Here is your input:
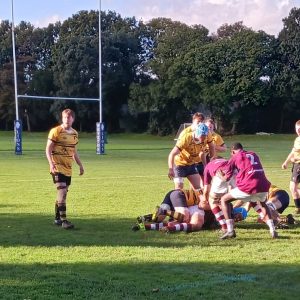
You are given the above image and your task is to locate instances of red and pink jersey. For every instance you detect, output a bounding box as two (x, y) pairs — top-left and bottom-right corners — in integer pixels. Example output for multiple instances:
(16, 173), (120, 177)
(203, 158), (228, 185)
(224, 150), (270, 194)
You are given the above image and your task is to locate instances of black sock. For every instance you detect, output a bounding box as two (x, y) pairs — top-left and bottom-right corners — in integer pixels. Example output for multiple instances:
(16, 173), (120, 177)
(294, 198), (300, 208)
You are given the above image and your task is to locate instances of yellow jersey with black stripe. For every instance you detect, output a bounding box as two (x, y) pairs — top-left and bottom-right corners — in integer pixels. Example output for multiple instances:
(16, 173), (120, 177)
(182, 189), (200, 206)
(175, 131), (212, 166)
(48, 125), (78, 176)
(293, 136), (300, 163)
(268, 185), (280, 199)
(205, 132), (224, 155)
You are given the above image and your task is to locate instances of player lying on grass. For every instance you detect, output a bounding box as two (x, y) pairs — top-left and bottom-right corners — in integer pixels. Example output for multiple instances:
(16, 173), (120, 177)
(233, 184), (297, 228)
(132, 188), (247, 233)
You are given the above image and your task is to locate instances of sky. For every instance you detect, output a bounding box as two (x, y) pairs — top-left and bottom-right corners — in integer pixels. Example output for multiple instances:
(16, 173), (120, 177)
(1, 0), (300, 35)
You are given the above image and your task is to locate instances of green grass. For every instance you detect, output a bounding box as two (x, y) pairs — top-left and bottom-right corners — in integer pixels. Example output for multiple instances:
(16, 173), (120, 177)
(0, 131), (299, 299)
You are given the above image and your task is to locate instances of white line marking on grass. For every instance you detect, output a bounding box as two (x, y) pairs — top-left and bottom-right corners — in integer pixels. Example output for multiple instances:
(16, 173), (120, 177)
(0, 174), (167, 183)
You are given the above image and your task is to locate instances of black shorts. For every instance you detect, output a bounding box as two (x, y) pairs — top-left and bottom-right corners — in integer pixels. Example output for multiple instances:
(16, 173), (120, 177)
(291, 163), (300, 183)
(195, 162), (204, 176)
(174, 164), (198, 178)
(272, 190), (290, 214)
(52, 173), (71, 186)
(161, 190), (175, 210)
(169, 190), (188, 208)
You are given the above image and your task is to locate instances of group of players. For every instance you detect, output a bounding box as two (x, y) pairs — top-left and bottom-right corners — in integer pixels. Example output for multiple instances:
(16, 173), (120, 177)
(132, 113), (300, 239)
(44, 109), (300, 237)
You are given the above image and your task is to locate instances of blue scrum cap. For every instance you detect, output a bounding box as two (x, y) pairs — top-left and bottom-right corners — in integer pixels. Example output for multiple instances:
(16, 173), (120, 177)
(233, 207), (248, 220)
(195, 123), (209, 137)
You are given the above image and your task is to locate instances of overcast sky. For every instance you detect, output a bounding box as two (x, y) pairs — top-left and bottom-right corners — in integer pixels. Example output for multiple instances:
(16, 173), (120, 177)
(0, 0), (300, 35)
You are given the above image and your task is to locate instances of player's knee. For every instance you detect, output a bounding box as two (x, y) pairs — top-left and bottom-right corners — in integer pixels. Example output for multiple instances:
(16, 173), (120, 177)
(160, 203), (171, 211)
(174, 177), (184, 189)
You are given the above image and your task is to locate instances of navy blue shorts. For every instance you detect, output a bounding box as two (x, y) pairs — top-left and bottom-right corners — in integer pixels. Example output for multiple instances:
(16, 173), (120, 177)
(174, 164), (198, 178)
(162, 190), (188, 209)
(273, 190), (290, 214)
(195, 162), (204, 176)
(170, 190), (188, 208)
(52, 173), (71, 186)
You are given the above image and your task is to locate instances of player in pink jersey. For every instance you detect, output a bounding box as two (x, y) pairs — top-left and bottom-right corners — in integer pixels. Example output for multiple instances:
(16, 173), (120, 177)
(203, 157), (231, 232)
(219, 143), (278, 239)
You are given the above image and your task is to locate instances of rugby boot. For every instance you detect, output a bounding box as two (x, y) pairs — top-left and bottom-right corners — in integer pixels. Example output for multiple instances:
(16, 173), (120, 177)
(220, 230), (236, 239)
(61, 220), (74, 229)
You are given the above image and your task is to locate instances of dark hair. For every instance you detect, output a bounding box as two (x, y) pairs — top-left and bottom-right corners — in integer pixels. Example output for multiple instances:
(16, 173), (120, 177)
(231, 142), (243, 150)
(192, 112), (205, 122)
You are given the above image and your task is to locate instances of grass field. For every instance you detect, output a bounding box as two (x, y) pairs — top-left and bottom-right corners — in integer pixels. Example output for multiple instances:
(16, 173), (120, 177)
(0, 131), (299, 299)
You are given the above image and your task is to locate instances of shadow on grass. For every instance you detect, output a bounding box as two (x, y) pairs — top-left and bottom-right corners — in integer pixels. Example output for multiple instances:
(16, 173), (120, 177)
(0, 261), (299, 299)
(0, 213), (298, 248)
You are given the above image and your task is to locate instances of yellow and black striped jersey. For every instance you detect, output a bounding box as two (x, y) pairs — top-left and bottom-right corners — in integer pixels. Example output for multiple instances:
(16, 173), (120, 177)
(175, 130), (212, 166)
(268, 185), (281, 199)
(182, 189), (200, 206)
(48, 125), (78, 176)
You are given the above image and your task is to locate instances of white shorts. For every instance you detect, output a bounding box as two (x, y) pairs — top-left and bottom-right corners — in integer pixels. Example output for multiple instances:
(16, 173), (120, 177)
(230, 187), (268, 203)
(211, 176), (229, 194)
(188, 205), (205, 216)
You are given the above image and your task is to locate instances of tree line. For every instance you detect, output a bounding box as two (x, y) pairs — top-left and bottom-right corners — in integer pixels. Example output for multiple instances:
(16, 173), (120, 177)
(0, 8), (300, 134)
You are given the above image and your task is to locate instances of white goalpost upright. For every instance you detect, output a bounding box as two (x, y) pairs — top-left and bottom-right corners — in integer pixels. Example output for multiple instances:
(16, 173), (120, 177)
(10, 0), (105, 155)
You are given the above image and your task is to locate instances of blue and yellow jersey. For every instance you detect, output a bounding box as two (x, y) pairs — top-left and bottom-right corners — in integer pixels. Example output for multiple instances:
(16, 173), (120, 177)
(175, 131), (212, 166)
(48, 125), (78, 176)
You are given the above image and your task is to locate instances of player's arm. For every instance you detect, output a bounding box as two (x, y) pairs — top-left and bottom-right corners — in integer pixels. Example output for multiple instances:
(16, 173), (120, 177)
(73, 148), (84, 175)
(208, 141), (215, 159)
(199, 151), (207, 167)
(215, 135), (227, 153)
(281, 149), (294, 169)
(45, 139), (57, 174)
(215, 142), (227, 153)
(168, 146), (180, 179)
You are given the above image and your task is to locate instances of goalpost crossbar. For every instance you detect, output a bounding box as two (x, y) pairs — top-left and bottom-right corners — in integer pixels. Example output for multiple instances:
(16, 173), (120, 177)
(17, 95), (100, 102)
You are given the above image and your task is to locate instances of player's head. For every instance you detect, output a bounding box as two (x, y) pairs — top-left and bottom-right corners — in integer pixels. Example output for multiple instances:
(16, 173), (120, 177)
(205, 118), (215, 132)
(231, 142), (243, 155)
(192, 112), (205, 123)
(193, 123), (209, 144)
(191, 112), (205, 130)
(295, 120), (300, 136)
(62, 109), (75, 129)
(233, 207), (248, 222)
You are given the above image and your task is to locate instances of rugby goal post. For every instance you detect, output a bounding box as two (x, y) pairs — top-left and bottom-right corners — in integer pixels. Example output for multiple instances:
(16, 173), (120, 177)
(174, 123), (192, 140)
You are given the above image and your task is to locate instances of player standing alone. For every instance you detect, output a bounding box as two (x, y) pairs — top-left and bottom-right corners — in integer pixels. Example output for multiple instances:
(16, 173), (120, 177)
(46, 109), (84, 229)
(282, 120), (300, 214)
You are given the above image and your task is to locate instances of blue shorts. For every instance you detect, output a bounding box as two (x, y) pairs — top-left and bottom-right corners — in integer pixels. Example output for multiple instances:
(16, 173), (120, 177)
(273, 190), (290, 214)
(174, 164), (198, 178)
(195, 162), (204, 176)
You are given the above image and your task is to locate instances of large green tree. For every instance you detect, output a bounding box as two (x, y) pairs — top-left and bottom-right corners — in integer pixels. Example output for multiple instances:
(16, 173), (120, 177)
(52, 10), (143, 132)
(272, 7), (300, 132)
(129, 18), (210, 135)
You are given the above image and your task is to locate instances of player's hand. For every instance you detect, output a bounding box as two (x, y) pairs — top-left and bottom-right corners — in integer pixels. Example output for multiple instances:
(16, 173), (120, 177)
(79, 165), (84, 176)
(168, 168), (175, 180)
(281, 162), (287, 169)
(49, 163), (57, 174)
